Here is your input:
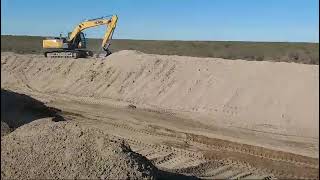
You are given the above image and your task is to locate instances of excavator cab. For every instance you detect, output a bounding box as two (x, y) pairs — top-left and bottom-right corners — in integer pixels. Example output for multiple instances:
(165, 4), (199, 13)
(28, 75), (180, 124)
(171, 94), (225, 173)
(79, 33), (87, 49)
(68, 32), (87, 49)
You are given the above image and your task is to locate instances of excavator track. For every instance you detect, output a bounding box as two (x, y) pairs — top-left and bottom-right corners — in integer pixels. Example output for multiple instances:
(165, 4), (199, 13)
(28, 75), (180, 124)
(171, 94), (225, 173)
(44, 50), (93, 59)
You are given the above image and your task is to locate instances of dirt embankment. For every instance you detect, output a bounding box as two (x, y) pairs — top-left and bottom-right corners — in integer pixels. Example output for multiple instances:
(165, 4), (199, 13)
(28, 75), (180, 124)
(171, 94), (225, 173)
(1, 51), (318, 179)
(1, 51), (318, 141)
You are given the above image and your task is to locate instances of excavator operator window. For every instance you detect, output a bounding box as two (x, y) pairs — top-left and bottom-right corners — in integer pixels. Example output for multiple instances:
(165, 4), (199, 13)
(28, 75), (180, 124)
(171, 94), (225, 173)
(68, 32), (71, 40)
(79, 32), (87, 48)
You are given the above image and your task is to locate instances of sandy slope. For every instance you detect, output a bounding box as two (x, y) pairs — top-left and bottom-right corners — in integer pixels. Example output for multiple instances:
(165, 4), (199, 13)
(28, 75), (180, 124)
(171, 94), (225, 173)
(2, 90), (318, 179)
(1, 51), (319, 179)
(1, 51), (318, 139)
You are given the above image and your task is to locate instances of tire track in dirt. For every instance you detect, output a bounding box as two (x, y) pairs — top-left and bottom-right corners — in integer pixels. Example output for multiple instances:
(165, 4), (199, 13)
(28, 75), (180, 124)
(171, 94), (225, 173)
(61, 110), (318, 179)
(84, 111), (318, 178)
(91, 108), (318, 170)
(119, 137), (275, 179)
(62, 112), (272, 179)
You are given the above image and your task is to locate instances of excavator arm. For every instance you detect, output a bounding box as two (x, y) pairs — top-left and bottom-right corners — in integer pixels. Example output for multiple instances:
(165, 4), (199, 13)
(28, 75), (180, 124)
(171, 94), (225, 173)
(68, 15), (118, 51)
(101, 16), (118, 51)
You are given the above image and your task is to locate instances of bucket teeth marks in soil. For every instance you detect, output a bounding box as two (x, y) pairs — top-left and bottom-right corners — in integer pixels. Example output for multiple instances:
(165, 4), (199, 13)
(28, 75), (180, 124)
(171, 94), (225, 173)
(108, 70), (121, 89)
(158, 78), (176, 96)
(120, 71), (135, 92)
(164, 64), (176, 80)
(153, 59), (166, 75)
(94, 68), (115, 93)
(222, 104), (240, 117)
(133, 65), (147, 81)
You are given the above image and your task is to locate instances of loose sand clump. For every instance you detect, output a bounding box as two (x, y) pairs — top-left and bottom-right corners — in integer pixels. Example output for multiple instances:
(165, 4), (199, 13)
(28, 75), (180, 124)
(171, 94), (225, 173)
(1, 121), (11, 136)
(1, 119), (159, 179)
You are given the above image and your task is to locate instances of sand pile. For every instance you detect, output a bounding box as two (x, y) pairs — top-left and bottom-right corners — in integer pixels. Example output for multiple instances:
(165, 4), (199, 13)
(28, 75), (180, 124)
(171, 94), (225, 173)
(1, 119), (161, 179)
(1, 51), (318, 139)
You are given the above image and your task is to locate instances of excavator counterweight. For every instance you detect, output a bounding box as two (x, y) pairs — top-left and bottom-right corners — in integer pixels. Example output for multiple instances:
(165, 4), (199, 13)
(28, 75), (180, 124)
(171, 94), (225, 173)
(42, 15), (118, 58)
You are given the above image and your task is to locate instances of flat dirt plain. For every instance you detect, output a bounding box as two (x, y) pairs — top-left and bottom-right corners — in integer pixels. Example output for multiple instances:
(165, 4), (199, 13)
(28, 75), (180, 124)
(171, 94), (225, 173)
(1, 37), (319, 179)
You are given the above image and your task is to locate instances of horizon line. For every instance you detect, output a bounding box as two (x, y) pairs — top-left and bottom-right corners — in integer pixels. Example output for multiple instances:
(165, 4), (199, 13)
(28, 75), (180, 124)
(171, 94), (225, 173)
(1, 34), (319, 44)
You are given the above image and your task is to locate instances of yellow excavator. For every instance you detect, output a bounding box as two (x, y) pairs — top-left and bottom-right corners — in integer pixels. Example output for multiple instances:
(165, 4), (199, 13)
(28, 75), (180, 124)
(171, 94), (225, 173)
(42, 15), (118, 58)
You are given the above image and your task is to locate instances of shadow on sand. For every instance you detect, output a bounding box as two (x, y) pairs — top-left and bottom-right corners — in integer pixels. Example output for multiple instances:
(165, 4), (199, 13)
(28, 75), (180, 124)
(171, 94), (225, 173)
(1, 89), (64, 130)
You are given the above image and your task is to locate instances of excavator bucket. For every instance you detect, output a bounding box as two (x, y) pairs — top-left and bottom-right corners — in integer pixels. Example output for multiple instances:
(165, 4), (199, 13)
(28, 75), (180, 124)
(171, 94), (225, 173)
(95, 52), (112, 58)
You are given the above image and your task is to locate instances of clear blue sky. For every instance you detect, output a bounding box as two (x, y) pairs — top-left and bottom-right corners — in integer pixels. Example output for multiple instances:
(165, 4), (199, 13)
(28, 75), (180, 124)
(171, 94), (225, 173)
(1, 0), (319, 42)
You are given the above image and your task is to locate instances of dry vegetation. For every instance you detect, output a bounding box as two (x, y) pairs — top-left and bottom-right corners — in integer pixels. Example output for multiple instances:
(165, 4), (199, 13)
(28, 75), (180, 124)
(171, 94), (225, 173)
(1, 35), (318, 64)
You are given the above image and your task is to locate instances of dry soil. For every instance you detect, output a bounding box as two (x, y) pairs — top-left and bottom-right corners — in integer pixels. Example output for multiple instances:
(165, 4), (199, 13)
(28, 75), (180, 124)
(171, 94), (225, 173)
(1, 51), (319, 179)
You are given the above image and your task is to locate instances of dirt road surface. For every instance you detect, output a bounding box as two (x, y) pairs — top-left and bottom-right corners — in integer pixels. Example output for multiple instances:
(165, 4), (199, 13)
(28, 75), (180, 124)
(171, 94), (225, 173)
(1, 51), (319, 179)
